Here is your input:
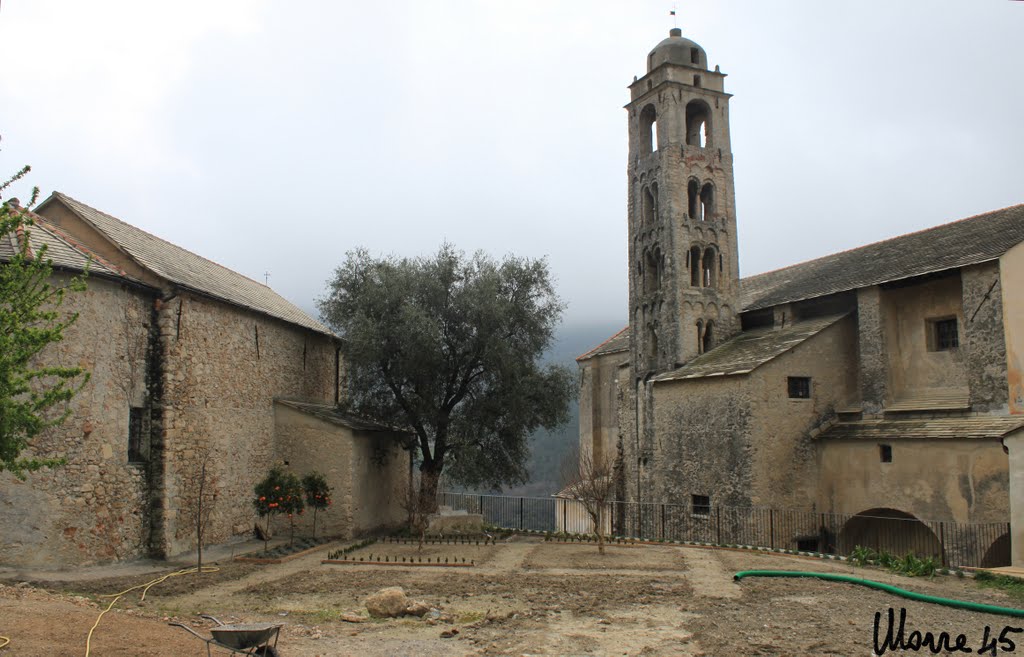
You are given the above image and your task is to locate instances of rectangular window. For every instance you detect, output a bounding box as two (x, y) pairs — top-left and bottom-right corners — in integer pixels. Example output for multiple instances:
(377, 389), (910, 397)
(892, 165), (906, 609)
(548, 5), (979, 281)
(691, 494), (711, 517)
(788, 376), (811, 399)
(929, 317), (959, 351)
(128, 407), (146, 463)
(880, 444), (893, 463)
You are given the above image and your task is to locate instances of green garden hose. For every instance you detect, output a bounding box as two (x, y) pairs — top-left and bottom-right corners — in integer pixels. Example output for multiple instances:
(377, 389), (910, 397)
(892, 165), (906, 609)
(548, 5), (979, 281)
(734, 570), (1024, 618)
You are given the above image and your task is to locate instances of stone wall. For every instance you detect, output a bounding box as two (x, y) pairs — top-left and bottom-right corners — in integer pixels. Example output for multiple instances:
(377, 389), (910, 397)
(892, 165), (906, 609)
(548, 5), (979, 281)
(646, 317), (858, 512)
(881, 274), (968, 398)
(274, 403), (409, 539)
(153, 292), (338, 559)
(962, 261), (1010, 412)
(1002, 243), (1024, 415)
(816, 438), (1009, 523)
(577, 350), (627, 470)
(0, 274), (155, 567)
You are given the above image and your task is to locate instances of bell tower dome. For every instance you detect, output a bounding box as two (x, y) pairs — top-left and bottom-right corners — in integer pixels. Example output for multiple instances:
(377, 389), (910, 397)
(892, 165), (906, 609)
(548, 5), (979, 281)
(626, 28), (740, 376)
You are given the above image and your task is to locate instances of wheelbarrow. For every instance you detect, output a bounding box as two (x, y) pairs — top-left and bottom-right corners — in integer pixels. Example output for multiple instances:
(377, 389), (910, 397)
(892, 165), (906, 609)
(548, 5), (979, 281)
(169, 614), (283, 656)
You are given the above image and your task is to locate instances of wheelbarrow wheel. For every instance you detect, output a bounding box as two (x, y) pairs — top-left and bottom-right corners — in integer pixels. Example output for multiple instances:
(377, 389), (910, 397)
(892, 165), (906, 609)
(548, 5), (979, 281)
(254, 646), (280, 657)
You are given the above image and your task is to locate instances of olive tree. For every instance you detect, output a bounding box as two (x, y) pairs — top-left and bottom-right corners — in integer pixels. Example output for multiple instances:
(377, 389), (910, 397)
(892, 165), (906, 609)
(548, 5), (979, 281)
(319, 244), (574, 515)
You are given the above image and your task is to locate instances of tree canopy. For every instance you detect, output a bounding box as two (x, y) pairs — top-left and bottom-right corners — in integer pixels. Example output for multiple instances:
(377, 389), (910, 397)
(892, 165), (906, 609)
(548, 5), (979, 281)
(1, 170), (90, 477)
(318, 244), (574, 510)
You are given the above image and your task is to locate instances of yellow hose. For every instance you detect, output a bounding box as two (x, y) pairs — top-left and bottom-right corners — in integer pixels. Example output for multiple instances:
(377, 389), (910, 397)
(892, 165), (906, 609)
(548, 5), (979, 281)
(0, 635), (9, 650)
(83, 565), (219, 657)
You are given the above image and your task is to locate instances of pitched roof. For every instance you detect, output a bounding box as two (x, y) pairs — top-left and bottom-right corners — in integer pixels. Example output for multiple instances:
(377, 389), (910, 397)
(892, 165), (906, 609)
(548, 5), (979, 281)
(274, 399), (411, 433)
(816, 416), (1024, 442)
(40, 193), (334, 337)
(652, 313), (848, 383)
(740, 204), (1024, 311)
(577, 326), (630, 362)
(581, 203), (1024, 364)
(0, 209), (123, 279)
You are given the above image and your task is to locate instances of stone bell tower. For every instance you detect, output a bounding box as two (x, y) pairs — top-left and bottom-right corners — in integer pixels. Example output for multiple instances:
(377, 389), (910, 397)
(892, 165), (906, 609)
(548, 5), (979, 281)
(626, 28), (741, 377)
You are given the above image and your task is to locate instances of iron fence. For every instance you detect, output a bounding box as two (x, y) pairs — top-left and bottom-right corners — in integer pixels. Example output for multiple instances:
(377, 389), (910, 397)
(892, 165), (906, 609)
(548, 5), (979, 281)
(438, 491), (1010, 568)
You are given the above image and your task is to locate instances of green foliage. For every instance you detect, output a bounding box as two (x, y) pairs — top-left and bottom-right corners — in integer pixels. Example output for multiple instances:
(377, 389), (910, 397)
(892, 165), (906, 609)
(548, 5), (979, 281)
(848, 545), (939, 577)
(975, 571), (1024, 601)
(301, 470), (332, 539)
(253, 466), (305, 547)
(302, 471), (332, 511)
(318, 244), (575, 509)
(0, 168), (89, 478)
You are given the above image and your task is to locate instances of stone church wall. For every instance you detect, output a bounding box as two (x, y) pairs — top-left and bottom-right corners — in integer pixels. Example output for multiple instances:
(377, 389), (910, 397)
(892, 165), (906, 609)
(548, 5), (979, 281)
(153, 292), (338, 559)
(273, 404), (409, 539)
(962, 261), (1010, 412)
(0, 274), (155, 567)
(1003, 243), (1024, 415)
(646, 317), (858, 512)
(816, 438), (1008, 523)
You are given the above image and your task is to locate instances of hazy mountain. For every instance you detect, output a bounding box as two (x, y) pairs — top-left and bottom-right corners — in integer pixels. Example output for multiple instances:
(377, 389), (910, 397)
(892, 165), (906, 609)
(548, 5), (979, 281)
(499, 320), (626, 498)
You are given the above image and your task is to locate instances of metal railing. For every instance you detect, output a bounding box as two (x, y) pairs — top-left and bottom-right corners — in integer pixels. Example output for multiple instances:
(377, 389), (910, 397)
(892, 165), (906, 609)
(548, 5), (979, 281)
(438, 491), (1010, 568)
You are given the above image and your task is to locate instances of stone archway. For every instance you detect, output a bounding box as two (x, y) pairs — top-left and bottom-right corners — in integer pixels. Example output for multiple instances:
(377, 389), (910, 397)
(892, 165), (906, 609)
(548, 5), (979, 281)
(981, 532), (1011, 568)
(838, 508), (943, 559)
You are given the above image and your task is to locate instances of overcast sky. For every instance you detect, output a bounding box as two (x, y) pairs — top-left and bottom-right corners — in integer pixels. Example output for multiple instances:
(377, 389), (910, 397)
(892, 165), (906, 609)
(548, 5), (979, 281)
(2, 1), (1021, 330)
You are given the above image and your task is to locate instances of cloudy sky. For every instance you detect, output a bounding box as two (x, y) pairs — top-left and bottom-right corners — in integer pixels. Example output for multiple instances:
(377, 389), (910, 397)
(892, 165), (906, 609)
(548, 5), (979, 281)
(1, 1), (1021, 330)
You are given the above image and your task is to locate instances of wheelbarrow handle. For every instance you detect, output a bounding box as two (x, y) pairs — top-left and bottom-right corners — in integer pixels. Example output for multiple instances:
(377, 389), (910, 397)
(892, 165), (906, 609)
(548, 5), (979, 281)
(168, 622), (211, 640)
(199, 614), (225, 626)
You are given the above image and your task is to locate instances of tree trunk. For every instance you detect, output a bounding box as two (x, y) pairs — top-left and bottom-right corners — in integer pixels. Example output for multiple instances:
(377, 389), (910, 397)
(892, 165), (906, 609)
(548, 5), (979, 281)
(418, 463), (442, 516)
(597, 508), (605, 555)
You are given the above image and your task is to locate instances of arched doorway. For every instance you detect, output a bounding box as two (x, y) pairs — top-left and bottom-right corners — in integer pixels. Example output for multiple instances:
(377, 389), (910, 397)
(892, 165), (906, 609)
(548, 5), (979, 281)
(838, 508), (943, 560)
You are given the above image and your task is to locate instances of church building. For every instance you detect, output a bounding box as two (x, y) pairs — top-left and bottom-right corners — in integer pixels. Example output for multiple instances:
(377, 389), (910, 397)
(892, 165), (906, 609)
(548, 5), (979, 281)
(0, 193), (411, 567)
(577, 29), (1024, 567)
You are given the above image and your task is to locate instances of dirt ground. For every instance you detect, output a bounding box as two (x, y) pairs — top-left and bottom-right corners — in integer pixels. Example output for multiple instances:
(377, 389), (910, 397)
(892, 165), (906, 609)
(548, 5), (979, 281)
(3, 535), (1023, 656)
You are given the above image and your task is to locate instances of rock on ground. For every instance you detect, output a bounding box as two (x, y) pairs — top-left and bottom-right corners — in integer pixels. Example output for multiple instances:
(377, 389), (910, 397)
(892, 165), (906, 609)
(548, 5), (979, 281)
(365, 586), (409, 618)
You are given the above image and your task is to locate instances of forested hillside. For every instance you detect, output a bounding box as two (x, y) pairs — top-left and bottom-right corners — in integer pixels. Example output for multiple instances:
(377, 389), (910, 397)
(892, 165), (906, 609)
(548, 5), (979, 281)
(499, 320), (625, 497)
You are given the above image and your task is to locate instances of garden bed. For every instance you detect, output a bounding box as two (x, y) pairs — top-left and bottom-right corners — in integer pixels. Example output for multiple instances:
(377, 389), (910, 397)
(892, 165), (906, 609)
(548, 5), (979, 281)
(234, 536), (338, 564)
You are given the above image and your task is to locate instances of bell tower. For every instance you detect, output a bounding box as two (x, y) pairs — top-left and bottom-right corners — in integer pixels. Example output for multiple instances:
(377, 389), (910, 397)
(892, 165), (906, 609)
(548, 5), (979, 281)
(626, 28), (740, 377)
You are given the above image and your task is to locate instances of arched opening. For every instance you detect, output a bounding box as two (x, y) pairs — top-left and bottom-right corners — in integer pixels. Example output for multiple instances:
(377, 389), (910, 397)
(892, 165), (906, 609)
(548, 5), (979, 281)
(641, 186), (656, 225)
(696, 320), (704, 354)
(646, 322), (659, 368)
(703, 320), (715, 353)
(685, 100), (711, 148)
(981, 532), (1011, 568)
(702, 246), (717, 288)
(700, 183), (715, 221)
(838, 508), (943, 560)
(644, 249), (660, 294)
(689, 245), (701, 287)
(639, 104), (658, 154)
(687, 179), (701, 221)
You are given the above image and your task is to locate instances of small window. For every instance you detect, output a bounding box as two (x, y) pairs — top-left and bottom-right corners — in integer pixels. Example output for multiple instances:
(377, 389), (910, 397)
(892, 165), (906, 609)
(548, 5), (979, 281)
(692, 494), (711, 517)
(693, 75), (701, 88)
(787, 376), (811, 399)
(690, 47), (700, 65)
(880, 444), (893, 463)
(929, 317), (959, 351)
(128, 407), (146, 463)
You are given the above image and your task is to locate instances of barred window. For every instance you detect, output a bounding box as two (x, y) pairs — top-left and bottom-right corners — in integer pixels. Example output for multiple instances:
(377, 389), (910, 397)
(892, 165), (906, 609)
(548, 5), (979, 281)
(788, 376), (811, 399)
(692, 494), (711, 517)
(930, 317), (959, 351)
